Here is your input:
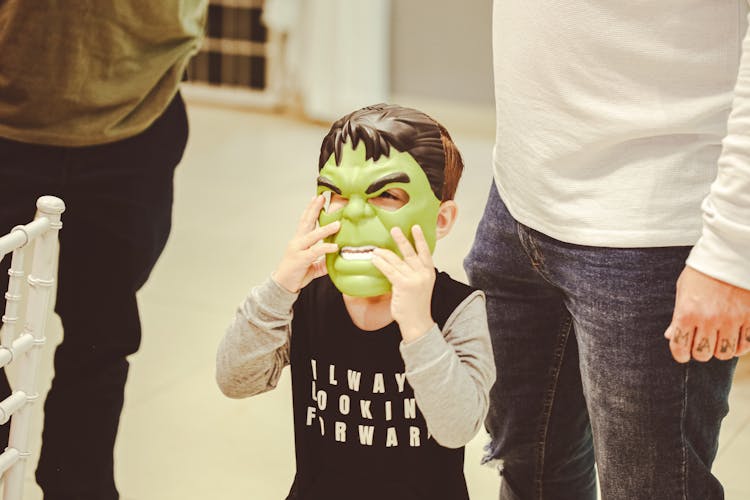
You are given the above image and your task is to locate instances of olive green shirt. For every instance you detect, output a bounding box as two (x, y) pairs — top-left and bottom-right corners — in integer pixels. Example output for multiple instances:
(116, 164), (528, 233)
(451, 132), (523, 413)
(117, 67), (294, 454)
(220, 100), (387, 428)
(0, 0), (207, 146)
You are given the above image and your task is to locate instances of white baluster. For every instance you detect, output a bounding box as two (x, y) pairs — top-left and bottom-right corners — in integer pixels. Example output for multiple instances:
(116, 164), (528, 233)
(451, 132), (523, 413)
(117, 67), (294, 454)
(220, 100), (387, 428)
(2, 196), (64, 500)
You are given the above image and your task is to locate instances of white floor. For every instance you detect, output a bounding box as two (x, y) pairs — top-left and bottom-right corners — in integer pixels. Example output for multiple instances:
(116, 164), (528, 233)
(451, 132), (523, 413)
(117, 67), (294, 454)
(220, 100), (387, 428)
(17, 99), (750, 499)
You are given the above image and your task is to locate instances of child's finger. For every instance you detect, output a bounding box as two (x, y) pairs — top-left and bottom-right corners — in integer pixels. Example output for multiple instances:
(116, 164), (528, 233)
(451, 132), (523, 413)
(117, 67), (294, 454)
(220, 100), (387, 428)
(371, 253), (398, 283)
(307, 195), (327, 223)
(309, 258), (328, 280)
(390, 227), (418, 262)
(301, 195), (320, 223)
(299, 221), (340, 248)
(308, 243), (339, 259)
(296, 195), (325, 235)
(294, 197), (317, 236)
(372, 248), (410, 277)
(411, 225), (433, 267)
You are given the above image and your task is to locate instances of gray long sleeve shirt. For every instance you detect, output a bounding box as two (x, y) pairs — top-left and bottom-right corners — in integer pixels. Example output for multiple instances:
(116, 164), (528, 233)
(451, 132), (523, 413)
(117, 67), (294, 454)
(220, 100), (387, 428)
(216, 274), (496, 450)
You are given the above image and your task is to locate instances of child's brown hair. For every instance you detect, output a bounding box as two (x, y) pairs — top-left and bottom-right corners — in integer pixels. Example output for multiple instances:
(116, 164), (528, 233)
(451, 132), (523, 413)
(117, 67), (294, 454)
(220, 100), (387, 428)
(318, 103), (464, 201)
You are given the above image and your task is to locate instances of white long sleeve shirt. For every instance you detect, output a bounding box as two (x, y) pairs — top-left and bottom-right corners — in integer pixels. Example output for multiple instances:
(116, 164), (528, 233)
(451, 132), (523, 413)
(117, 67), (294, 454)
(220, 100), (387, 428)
(492, 0), (750, 289)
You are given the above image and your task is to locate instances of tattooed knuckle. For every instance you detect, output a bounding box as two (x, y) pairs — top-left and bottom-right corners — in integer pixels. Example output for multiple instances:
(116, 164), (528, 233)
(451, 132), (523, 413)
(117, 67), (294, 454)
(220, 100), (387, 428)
(671, 327), (692, 346)
(715, 351), (732, 361)
(716, 337), (735, 356)
(693, 336), (712, 355)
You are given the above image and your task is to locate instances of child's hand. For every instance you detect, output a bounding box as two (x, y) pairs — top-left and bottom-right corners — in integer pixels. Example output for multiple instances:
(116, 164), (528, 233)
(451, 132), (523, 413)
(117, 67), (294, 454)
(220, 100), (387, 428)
(273, 195), (340, 293)
(371, 225), (436, 342)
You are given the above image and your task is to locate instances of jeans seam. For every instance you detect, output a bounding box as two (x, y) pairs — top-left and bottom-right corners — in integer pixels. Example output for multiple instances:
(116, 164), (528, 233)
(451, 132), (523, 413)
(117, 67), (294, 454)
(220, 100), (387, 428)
(681, 364), (689, 500)
(515, 224), (540, 266)
(515, 223), (560, 288)
(534, 314), (574, 500)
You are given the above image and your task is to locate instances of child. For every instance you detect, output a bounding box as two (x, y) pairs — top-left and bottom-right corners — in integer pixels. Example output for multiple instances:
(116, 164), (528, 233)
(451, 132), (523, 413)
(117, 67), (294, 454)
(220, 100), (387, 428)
(216, 104), (495, 500)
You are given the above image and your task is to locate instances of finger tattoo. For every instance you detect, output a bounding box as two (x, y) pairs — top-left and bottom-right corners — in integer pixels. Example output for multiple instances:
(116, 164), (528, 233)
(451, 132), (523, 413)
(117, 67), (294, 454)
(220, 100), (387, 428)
(673, 328), (690, 346)
(695, 337), (710, 353)
(719, 338), (733, 354)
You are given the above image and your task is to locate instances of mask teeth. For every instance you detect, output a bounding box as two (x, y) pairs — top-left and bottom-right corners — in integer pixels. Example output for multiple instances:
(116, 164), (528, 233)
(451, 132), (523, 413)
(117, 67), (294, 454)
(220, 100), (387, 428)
(340, 246), (377, 261)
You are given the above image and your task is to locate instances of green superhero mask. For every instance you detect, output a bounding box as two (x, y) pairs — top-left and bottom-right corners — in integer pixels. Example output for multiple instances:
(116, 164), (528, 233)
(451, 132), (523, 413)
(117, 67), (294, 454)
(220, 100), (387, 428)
(318, 142), (441, 297)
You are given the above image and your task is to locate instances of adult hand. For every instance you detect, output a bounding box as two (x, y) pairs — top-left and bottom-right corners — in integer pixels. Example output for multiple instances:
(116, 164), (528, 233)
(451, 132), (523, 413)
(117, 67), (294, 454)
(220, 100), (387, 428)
(371, 225), (436, 342)
(273, 195), (340, 293)
(664, 266), (750, 363)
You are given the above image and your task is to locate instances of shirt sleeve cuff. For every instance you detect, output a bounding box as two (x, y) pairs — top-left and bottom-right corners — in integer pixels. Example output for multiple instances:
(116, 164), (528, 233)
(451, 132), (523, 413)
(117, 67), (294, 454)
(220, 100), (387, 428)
(399, 325), (451, 375)
(253, 276), (300, 315)
(686, 224), (750, 291)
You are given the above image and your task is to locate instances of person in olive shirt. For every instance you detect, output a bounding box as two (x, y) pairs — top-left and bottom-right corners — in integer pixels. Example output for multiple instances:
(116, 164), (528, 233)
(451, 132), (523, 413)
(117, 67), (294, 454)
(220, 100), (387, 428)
(0, 1), (207, 498)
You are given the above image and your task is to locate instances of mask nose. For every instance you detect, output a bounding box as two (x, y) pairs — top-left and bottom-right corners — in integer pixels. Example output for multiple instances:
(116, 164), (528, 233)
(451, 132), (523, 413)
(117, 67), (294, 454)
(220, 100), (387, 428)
(341, 195), (375, 221)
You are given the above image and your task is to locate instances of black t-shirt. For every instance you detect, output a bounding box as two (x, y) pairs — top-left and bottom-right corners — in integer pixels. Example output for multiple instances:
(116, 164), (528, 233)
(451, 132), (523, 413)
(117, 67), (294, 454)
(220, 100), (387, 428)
(286, 272), (475, 500)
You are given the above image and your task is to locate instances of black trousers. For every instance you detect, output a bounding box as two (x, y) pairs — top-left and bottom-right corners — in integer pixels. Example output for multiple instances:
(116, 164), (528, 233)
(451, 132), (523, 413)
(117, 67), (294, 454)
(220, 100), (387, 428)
(0, 93), (188, 499)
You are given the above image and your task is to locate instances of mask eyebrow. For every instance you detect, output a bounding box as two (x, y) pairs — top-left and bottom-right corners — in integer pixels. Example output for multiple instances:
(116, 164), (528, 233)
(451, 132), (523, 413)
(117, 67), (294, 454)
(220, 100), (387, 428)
(317, 176), (341, 194)
(365, 172), (411, 195)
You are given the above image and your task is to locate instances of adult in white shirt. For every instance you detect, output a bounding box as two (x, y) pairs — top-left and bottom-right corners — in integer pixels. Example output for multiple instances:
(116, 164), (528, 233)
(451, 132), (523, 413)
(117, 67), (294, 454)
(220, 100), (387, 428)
(464, 2), (750, 499)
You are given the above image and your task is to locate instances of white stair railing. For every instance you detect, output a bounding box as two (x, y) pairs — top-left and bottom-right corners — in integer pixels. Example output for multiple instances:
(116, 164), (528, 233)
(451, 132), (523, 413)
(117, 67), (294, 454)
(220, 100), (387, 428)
(0, 196), (64, 500)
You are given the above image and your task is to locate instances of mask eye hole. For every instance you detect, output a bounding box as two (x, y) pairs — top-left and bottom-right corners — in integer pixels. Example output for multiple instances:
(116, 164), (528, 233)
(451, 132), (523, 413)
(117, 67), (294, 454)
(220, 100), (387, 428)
(319, 190), (332, 212)
(326, 192), (347, 213)
(369, 188), (409, 211)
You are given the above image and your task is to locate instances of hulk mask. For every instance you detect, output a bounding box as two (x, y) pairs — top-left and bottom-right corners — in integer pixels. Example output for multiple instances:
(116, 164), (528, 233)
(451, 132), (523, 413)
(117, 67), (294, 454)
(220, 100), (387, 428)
(318, 142), (441, 297)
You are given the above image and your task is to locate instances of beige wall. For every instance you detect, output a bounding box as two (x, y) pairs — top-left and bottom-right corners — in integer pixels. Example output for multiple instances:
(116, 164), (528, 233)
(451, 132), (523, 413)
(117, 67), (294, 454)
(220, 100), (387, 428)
(390, 0), (493, 105)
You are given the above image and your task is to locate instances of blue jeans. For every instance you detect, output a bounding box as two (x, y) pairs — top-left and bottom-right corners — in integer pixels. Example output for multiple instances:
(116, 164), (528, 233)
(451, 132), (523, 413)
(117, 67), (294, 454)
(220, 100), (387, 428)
(464, 184), (736, 500)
